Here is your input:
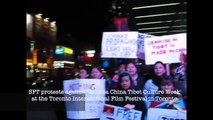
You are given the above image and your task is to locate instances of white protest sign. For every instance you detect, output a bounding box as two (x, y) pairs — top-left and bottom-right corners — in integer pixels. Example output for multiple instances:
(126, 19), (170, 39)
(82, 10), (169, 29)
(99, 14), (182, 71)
(137, 33), (155, 59)
(147, 108), (187, 120)
(101, 31), (138, 58)
(100, 104), (142, 120)
(144, 33), (186, 65)
(63, 79), (106, 119)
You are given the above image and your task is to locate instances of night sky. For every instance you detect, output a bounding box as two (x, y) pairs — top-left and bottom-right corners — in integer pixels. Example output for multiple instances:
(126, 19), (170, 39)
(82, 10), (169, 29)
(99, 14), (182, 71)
(26, 0), (113, 45)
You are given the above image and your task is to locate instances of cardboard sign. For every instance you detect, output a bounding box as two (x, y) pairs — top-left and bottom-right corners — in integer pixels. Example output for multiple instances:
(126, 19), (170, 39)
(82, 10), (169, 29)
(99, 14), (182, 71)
(147, 108), (186, 120)
(101, 31), (154, 59)
(144, 33), (186, 65)
(100, 104), (142, 120)
(63, 79), (106, 119)
(101, 32), (138, 58)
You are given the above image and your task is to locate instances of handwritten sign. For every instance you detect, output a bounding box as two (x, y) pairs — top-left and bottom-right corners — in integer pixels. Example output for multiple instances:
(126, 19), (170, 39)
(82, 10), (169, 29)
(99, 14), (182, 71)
(147, 108), (186, 120)
(63, 79), (106, 119)
(144, 33), (187, 65)
(100, 104), (142, 120)
(101, 32), (139, 58)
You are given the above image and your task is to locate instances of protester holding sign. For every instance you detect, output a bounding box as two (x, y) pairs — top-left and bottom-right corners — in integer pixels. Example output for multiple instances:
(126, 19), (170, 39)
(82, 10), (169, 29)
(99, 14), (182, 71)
(149, 78), (186, 110)
(126, 61), (146, 119)
(78, 67), (91, 79)
(143, 61), (171, 109)
(107, 72), (146, 120)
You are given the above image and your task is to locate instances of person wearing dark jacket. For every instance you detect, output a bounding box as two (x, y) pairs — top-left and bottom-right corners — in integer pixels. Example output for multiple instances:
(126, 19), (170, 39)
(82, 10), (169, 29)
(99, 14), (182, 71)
(126, 62), (146, 90)
(107, 72), (146, 120)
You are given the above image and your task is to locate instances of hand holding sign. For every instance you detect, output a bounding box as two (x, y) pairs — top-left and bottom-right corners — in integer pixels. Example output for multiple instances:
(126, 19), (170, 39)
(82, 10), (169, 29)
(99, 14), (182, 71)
(166, 98), (179, 107)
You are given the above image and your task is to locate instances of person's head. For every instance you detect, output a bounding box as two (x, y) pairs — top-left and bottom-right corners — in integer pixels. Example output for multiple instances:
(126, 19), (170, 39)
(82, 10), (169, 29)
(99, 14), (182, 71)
(118, 72), (134, 90)
(160, 78), (182, 98)
(118, 63), (126, 73)
(157, 78), (181, 98)
(126, 62), (137, 76)
(79, 67), (90, 79)
(153, 61), (166, 77)
(161, 79), (176, 92)
(91, 66), (103, 79)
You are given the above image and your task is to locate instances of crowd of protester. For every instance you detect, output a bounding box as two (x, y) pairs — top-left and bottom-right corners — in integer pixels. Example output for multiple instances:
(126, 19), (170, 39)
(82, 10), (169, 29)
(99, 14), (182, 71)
(27, 53), (187, 120)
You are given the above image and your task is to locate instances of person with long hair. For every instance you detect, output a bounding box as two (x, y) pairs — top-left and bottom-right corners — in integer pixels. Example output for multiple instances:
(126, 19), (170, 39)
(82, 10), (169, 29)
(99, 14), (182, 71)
(143, 61), (171, 109)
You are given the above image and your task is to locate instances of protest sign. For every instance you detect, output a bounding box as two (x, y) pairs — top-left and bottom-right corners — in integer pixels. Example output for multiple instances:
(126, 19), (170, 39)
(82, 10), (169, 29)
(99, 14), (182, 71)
(144, 33), (186, 65)
(147, 108), (186, 120)
(100, 104), (142, 120)
(101, 31), (138, 58)
(101, 31), (154, 59)
(63, 79), (106, 119)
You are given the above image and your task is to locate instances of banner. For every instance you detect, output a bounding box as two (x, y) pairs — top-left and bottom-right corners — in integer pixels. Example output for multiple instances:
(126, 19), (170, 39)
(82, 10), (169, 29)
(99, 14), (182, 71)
(144, 33), (186, 65)
(100, 104), (142, 120)
(63, 79), (106, 119)
(147, 108), (186, 120)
